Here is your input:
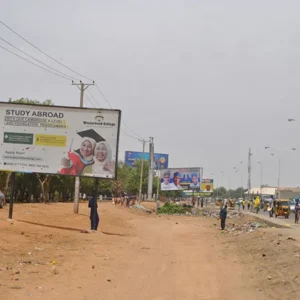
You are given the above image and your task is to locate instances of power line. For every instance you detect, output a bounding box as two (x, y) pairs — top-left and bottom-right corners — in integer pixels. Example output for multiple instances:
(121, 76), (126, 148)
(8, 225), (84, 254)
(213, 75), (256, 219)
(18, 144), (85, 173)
(84, 93), (98, 108)
(84, 90), (143, 141)
(0, 20), (145, 142)
(0, 36), (79, 81)
(94, 83), (144, 140)
(0, 44), (71, 81)
(0, 20), (93, 82)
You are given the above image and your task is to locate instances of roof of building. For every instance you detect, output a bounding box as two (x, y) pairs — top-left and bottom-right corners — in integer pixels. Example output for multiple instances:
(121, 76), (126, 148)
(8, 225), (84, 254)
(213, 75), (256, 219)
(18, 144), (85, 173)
(245, 187), (276, 195)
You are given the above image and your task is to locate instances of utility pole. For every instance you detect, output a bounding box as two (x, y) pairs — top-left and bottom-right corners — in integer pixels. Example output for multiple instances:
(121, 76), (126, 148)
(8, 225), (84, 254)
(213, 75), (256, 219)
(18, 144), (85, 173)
(138, 139), (146, 203)
(240, 161), (243, 198)
(156, 162), (160, 209)
(147, 137), (154, 200)
(72, 80), (94, 214)
(247, 148), (252, 200)
(277, 158), (281, 199)
(257, 161), (263, 196)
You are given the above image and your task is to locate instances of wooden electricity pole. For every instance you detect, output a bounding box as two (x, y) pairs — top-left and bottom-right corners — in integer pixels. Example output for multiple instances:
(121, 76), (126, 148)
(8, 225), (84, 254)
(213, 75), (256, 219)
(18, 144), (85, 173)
(71, 80), (94, 214)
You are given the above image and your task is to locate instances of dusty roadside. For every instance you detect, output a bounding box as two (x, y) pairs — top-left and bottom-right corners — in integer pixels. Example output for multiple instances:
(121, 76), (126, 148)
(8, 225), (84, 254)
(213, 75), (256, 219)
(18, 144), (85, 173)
(0, 202), (299, 300)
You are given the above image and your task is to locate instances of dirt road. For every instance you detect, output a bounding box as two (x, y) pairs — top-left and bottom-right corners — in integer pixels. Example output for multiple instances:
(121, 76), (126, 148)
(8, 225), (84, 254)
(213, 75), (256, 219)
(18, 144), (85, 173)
(1, 202), (299, 300)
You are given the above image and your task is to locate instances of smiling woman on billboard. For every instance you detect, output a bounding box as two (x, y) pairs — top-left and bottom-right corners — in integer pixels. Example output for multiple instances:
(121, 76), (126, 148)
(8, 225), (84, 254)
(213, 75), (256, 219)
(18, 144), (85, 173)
(83, 141), (115, 177)
(60, 129), (104, 175)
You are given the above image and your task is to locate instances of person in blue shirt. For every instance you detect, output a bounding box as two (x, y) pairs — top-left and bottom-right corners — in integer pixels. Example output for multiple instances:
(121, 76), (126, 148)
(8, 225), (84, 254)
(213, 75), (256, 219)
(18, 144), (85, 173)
(219, 205), (227, 230)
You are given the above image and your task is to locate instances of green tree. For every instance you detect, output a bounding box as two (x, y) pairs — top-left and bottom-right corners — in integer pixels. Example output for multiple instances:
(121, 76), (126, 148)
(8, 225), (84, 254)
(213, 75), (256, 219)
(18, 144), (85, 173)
(1, 98), (160, 202)
(8, 97), (53, 105)
(213, 187), (227, 198)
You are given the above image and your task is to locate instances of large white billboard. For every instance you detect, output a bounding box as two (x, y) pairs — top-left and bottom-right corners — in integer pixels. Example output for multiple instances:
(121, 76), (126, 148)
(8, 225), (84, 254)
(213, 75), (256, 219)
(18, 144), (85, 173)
(0, 102), (121, 179)
(160, 167), (203, 191)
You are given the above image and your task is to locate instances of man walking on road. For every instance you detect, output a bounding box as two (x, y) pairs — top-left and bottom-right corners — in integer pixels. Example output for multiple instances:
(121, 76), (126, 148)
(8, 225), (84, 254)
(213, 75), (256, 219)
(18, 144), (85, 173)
(254, 196), (261, 214)
(295, 200), (300, 224)
(242, 199), (246, 210)
(88, 196), (99, 231)
(269, 196), (274, 218)
(219, 205), (227, 230)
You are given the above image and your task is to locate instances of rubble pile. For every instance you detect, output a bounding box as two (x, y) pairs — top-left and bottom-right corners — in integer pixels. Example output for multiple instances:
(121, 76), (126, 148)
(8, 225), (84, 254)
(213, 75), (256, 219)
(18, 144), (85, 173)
(226, 221), (269, 235)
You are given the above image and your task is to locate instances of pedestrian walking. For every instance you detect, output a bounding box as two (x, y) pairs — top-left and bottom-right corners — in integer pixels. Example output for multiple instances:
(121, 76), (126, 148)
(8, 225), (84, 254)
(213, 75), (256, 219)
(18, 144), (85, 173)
(269, 195), (274, 218)
(219, 205), (227, 230)
(201, 198), (204, 208)
(254, 196), (261, 214)
(250, 198), (254, 212)
(247, 199), (250, 210)
(295, 200), (300, 224)
(237, 200), (241, 212)
(88, 196), (99, 231)
(242, 199), (246, 210)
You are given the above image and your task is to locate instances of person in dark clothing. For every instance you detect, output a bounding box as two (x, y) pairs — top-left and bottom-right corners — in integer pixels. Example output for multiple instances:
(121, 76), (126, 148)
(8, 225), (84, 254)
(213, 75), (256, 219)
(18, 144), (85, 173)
(219, 205), (227, 230)
(88, 196), (99, 231)
(201, 198), (204, 208)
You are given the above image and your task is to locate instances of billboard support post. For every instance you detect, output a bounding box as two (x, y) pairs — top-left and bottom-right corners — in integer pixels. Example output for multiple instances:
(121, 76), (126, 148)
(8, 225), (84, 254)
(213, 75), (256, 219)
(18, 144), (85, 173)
(138, 139), (146, 203)
(93, 177), (99, 229)
(192, 188), (195, 207)
(8, 172), (16, 219)
(147, 137), (154, 200)
(72, 80), (95, 214)
(156, 164), (160, 209)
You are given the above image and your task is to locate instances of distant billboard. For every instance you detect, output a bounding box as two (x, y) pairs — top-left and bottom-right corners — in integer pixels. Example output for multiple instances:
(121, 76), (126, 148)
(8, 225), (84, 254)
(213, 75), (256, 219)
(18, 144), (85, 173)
(201, 179), (214, 193)
(160, 167), (202, 191)
(125, 151), (169, 169)
(183, 191), (212, 197)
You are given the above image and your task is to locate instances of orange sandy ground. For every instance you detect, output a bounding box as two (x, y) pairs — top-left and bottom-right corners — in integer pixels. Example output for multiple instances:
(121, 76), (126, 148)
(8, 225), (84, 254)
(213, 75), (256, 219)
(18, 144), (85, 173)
(0, 202), (300, 300)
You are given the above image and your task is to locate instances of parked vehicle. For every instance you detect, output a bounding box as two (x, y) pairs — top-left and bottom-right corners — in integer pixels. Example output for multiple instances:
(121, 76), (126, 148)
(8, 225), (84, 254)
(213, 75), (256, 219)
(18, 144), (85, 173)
(0, 190), (6, 208)
(289, 199), (296, 212)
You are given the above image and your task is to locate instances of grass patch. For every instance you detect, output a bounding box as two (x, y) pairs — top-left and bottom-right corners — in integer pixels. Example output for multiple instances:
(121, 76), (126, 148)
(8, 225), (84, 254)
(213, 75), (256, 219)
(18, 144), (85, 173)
(157, 202), (191, 215)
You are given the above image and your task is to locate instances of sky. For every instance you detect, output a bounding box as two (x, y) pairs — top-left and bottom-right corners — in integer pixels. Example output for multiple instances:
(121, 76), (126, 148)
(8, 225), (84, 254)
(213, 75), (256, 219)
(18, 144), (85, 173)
(1, 0), (300, 189)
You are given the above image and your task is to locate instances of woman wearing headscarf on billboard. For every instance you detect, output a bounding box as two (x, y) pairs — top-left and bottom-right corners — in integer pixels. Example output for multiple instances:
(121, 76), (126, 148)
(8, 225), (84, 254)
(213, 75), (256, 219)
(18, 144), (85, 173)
(60, 129), (104, 176)
(84, 141), (115, 177)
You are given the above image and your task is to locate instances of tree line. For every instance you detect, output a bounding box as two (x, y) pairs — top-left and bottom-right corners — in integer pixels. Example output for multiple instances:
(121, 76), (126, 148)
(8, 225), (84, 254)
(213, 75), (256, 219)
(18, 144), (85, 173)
(1, 98), (247, 203)
(1, 98), (161, 202)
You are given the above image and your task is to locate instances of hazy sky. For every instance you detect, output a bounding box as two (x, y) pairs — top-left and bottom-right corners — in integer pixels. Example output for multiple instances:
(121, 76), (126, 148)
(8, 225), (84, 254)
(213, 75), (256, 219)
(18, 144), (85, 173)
(1, 0), (300, 189)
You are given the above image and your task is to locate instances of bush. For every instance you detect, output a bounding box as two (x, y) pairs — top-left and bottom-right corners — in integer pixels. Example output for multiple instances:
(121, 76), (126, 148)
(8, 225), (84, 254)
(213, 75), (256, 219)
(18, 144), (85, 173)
(157, 202), (186, 215)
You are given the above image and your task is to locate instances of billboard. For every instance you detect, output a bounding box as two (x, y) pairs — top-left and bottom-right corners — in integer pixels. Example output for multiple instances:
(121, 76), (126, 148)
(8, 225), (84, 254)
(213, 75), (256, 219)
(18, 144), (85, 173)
(183, 191), (212, 197)
(160, 167), (202, 191)
(0, 102), (121, 179)
(201, 179), (214, 193)
(125, 151), (169, 169)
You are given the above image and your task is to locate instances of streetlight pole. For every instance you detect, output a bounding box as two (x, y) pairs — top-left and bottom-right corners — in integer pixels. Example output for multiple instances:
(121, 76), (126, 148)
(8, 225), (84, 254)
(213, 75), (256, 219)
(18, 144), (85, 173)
(220, 171), (225, 199)
(257, 162), (263, 196)
(138, 139), (146, 203)
(239, 161), (243, 198)
(270, 153), (280, 199)
(228, 174), (231, 198)
(278, 158), (280, 199)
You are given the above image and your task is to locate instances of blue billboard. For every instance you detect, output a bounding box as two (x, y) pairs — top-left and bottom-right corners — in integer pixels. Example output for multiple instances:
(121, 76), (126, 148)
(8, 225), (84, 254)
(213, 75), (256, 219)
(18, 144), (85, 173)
(125, 151), (169, 169)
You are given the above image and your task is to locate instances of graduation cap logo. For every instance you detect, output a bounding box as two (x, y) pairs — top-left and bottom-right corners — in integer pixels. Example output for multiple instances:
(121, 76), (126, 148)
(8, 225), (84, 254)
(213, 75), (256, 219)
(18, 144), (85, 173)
(77, 129), (106, 143)
(95, 114), (104, 122)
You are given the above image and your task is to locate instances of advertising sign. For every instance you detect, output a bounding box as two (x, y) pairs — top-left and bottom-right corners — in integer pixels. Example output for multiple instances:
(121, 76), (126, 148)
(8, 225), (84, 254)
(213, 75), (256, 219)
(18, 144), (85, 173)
(125, 151), (169, 169)
(183, 191), (212, 197)
(0, 102), (121, 179)
(160, 167), (202, 191)
(201, 179), (214, 193)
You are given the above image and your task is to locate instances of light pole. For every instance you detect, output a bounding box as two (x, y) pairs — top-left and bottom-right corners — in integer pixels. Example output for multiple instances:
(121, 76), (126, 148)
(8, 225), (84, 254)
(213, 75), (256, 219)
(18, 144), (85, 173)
(265, 146), (281, 199)
(240, 161), (243, 198)
(257, 162), (263, 196)
(265, 146), (296, 199)
(228, 172), (231, 198)
(270, 154), (280, 199)
(221, 171), (225, 198)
